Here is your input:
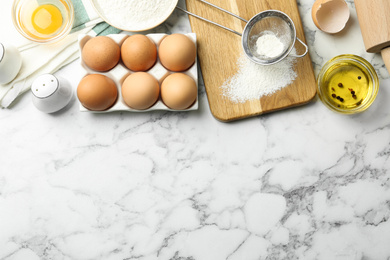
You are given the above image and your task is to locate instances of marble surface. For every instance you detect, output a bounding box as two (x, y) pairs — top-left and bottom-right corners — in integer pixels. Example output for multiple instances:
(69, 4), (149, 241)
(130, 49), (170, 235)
(1, 0), (390, 259)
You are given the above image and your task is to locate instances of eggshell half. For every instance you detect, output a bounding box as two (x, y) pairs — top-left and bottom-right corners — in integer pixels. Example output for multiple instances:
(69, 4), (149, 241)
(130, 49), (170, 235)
(312, 0), (350, 34)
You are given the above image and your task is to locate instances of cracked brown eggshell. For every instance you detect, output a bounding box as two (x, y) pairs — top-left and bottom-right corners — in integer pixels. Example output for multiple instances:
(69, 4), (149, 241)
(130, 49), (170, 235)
(311, 0), (350, 34)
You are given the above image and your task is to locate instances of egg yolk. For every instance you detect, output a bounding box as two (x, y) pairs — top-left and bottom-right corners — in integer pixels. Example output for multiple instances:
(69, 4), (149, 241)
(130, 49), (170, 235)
(31, 4), (63, 35)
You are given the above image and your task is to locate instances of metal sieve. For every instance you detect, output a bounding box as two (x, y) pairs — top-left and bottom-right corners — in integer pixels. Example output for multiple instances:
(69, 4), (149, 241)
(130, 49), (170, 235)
(177, 1), (308, 65)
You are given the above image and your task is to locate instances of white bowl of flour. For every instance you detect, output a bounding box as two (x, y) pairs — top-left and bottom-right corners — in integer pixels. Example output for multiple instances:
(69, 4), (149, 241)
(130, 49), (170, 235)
(91, 0), (178, 31)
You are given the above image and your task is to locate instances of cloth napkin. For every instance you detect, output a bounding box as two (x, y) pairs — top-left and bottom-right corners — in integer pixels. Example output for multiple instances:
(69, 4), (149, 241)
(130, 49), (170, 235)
(0, 0), (121, 108)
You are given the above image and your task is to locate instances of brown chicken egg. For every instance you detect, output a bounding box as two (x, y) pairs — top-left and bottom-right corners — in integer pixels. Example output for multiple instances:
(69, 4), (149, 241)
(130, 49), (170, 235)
(158, 34), (196, 72)
(82, 36), (120, 71)
(161, 73), (197, 110)
(121, 35), (157, 71)
(77, 74), (118, 111)
(311, 0), (350, 34)
(121, 72), (160, 110)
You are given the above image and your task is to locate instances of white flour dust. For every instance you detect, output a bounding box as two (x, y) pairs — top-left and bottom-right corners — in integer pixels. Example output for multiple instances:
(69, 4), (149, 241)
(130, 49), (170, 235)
(256, 33), (284, 58)
(221, 50), (297, 103)
(94, 0), (177, 29)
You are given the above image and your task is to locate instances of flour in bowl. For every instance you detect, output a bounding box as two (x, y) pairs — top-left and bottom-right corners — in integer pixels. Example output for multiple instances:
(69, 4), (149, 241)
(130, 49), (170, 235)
(94, 0), (177, 30)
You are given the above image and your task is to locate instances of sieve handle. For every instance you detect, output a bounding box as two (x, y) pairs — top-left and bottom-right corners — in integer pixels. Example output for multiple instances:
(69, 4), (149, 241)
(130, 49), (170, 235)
(289, 37), (308, 58)
(176, 6), (243, 36)
(176, 6), (242, 36)
(197, 0), (248, 23)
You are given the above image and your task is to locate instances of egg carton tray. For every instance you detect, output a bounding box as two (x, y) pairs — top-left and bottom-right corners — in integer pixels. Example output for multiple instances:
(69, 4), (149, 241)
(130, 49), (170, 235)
(77, 33), (198, 112)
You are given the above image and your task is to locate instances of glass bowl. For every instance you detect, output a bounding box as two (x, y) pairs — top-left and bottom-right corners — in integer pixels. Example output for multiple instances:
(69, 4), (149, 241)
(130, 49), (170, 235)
(317, 54), (379, 114)
(12, 0), (74, 44)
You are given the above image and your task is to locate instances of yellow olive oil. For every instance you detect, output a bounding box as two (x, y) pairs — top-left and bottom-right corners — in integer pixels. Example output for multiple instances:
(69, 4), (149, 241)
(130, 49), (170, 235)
(322, 60), (373, 110)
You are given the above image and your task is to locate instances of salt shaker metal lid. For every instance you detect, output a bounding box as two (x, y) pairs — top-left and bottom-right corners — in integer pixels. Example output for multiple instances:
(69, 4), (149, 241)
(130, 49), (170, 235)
(31, 74), (73, 113)
(0, 43), (22, 85)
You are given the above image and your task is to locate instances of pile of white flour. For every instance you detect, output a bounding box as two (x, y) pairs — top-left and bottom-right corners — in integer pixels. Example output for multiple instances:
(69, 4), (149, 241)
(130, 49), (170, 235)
(256, 33), (285, 58)
(94, 0), (177, 30)
(221, 50), (298, 103)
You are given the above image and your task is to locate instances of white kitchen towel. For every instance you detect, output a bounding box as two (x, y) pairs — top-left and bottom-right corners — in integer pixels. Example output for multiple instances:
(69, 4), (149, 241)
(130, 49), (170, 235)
(0, 0), (121, 108)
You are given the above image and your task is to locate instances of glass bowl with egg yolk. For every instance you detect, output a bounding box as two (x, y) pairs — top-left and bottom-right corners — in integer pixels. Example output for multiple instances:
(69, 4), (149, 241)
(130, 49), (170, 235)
(12, 0), (74, 44)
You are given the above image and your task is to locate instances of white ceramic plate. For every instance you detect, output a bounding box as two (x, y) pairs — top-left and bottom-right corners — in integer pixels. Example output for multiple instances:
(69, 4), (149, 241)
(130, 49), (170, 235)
(90, 0), (178, 32)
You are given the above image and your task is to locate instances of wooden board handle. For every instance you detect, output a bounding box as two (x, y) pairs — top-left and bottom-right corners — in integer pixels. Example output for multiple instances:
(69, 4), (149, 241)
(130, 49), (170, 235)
(355, 0), (390, 53)
(382, 47), (390, 75)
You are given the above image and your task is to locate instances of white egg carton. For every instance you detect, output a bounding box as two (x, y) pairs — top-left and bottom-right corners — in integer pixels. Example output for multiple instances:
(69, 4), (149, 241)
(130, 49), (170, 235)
(77, 33), (198, 112)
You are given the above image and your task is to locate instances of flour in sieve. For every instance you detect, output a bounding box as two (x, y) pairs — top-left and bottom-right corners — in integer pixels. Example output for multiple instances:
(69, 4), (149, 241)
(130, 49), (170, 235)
(256, 33), (284, 58)
(221, 50), (297, 103)
(94, 0), (177, 30)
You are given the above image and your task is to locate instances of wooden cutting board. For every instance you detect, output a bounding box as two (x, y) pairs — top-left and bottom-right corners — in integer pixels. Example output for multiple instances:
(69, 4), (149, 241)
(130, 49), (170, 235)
(185, 0), (317, 121)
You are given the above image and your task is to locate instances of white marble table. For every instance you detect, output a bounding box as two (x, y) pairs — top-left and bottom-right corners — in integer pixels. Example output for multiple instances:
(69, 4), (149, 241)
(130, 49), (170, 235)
(1, 0), (390, 259)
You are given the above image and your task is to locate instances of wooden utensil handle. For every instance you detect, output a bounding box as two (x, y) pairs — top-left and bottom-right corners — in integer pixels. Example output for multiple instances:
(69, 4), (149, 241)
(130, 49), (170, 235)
(355, 0), (390, 53)
(381, 47), (390, 75)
